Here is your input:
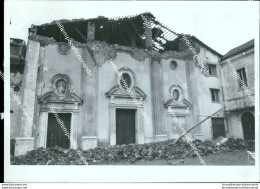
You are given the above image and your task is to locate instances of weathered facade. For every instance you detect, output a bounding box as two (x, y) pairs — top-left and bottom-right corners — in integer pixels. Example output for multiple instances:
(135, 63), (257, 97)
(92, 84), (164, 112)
(220, 40), (255, 140)
(10, 39), (26, 141)
(10, 13), (255, 156)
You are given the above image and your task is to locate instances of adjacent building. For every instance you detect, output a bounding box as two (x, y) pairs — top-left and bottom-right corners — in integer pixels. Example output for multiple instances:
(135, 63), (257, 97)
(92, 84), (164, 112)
(220, 40), (255, 140)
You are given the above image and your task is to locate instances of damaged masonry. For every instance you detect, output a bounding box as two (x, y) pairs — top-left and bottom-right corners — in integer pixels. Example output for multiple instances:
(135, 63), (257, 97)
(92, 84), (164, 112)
(10, 12), (255, 158)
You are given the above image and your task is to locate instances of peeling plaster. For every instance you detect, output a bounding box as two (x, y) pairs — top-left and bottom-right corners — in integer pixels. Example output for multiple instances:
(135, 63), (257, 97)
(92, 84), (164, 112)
(29, 35), (195, 66)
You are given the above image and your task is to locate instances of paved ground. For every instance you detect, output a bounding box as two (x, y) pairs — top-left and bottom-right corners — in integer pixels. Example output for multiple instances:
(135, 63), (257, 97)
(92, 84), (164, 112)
(105, 150), (255, 165)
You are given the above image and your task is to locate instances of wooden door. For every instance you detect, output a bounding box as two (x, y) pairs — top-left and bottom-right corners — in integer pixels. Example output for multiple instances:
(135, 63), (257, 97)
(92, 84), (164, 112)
(116, 109), (136, 145)
(212, 118), (226, 139)
(47, 113), (71, 148)
(242, 112), (255, 140)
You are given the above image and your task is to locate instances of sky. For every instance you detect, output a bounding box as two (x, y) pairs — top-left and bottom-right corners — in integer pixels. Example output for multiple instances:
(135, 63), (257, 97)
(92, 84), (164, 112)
(5, 1), (259, 55)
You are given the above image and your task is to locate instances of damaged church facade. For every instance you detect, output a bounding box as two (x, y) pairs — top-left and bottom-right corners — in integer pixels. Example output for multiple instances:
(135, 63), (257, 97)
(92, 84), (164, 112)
(11, 13), (255, 156)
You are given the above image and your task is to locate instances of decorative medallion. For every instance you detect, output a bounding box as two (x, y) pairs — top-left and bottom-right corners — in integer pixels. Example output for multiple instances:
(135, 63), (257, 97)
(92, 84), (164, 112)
(164, 85), (192, 113)
(52, 74), (71, 99)
(169, 85), (183, 103)
(57, 43), (71, 55)
(172, 89), (179, 101)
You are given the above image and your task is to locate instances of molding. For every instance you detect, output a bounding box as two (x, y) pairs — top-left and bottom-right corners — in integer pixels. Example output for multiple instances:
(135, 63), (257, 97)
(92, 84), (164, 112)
(164, 98), (192, 109)
(105, 85), (146, 99)
(39, 91), (82, 104)
(117, 67), (136, 91)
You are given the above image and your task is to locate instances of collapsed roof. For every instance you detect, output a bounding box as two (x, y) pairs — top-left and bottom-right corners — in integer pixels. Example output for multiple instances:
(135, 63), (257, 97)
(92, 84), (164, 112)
(29, 12), (182, 52)
(10, 38), (26, 64)
(10, 38), (26, 74)
(29, 12), (222, 56)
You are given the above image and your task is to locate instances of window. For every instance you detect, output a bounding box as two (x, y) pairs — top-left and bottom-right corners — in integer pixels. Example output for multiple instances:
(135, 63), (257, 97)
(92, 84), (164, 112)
(170, 60), (178, 70)
(57, 43), (71, 55)
(210, 88), (220, 102)
(237, 68), (247, 88)
(120, 73), (131, 90)
(208, 64), (217, 76)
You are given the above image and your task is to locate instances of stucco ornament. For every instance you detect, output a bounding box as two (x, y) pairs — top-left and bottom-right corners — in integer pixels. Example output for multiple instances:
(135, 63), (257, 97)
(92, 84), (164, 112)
(169, 85), (183, 103)
(173, 89), (179, 101)
(164, 84), (192, 111)
(52, 74), (71, 99)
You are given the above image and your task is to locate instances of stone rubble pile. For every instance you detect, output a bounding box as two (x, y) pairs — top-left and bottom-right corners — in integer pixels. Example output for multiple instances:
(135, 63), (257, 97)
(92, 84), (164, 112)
(11, 138), (254, 165)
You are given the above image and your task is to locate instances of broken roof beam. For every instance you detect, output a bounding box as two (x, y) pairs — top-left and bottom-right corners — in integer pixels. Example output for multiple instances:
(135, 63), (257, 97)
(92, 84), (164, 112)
(153, 45), (163, 51)
(153, 41), (164, 49)
(156, 37), (167, 44)
(74, 28), (87, 42)
(130, 20), (146, 48)
(154, 38), (165, 47)
(153, 47), (160, 52)
(152, 19), (180, 37)
(165, 34), (177, 41)
(163, 33), (174, 41)
(163, 30), (177, 41)
(152, 26), (164, 41)
(158, 36), (169, 43)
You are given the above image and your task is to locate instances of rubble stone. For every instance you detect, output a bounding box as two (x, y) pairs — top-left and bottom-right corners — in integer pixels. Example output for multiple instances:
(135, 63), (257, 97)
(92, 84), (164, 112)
(11, 138), (254, 165)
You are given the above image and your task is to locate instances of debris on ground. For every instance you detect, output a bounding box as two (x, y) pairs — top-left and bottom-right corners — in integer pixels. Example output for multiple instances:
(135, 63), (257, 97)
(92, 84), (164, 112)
(11, 138), (255, 165)
(212, 136), (228, 146)
(49, 146), (69, 154)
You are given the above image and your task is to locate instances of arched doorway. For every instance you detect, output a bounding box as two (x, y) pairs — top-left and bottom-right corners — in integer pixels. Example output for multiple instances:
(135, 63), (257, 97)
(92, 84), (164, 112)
(242, 112), (255, 140)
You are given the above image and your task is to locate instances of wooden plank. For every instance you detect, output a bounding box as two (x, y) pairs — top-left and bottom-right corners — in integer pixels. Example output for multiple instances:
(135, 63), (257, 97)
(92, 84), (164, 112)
(74, 28), (87, 42)
(172, 107), (225, 144)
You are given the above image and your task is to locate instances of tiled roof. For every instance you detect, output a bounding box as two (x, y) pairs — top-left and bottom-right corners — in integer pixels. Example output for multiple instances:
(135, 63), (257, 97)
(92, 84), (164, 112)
(191, 36), (222, 57)
(221, 39), (254, 61)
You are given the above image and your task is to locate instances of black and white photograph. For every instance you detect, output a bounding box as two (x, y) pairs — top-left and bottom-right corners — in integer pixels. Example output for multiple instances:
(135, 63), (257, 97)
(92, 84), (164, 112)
(4, 0), (259, 183)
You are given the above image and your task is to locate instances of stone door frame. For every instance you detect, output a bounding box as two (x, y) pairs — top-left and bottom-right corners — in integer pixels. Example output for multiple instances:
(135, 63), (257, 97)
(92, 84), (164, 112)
(37, 102), (79, 149)
(108, 97), (145, 145)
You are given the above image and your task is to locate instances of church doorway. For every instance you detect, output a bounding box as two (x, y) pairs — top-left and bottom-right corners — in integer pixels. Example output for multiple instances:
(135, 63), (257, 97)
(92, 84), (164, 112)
(116, 109), (136, 145)
(46, 113), (71, 148)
